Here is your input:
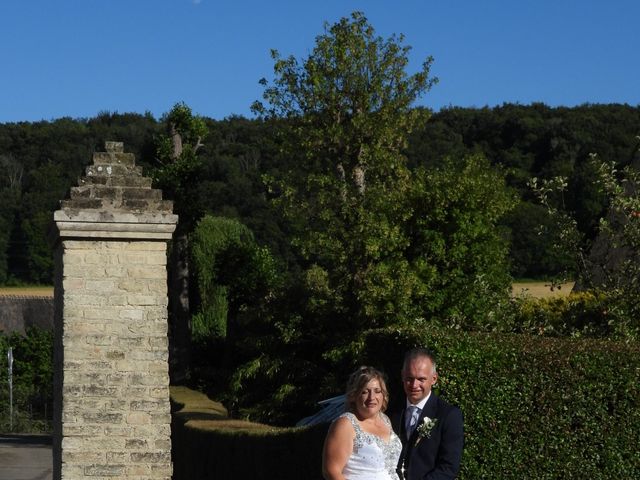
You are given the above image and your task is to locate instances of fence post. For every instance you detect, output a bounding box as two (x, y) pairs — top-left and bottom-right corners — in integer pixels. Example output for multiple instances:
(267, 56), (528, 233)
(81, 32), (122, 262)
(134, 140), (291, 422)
(7, 346), (13, 431)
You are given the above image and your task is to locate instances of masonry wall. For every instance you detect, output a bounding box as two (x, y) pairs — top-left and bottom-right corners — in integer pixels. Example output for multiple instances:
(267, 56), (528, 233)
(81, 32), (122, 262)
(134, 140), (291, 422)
(0, 296), (54, 333)
(52, 141), (177, 480)
(58, 240), (172, 479)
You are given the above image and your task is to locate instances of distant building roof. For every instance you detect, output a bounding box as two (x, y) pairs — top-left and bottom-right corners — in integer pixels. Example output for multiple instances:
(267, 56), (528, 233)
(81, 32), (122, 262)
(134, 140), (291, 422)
(296, 394), (346, 427)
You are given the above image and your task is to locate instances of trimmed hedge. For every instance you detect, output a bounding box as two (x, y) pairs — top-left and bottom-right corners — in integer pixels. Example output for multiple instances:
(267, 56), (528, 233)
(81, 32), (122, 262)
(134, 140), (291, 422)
(359, 327), (640, 479)
(172, 328), (640, 479)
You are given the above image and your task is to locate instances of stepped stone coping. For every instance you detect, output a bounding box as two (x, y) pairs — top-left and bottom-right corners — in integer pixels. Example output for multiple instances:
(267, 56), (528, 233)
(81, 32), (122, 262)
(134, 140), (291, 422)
(54, 141), (178, 241)
(86, 164), (144, 176)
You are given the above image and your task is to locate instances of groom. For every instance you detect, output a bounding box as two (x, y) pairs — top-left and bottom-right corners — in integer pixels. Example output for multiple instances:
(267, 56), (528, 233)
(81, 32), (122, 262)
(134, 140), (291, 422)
(391, 348), (464, 480)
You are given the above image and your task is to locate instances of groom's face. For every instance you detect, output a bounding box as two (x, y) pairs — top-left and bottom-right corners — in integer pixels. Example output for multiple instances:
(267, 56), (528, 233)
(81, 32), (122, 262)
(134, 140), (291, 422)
(402, 356), (437, 404)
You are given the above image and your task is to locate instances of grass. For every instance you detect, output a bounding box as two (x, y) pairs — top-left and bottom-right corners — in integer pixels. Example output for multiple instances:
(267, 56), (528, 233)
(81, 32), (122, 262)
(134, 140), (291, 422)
(511, 281), (574, 299)
(170, 386), (277, 433)
(0, 283), (571, 300)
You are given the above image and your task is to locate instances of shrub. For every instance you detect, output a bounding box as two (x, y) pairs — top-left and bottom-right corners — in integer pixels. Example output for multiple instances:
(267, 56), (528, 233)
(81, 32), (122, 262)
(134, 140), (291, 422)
(511, 290), (638, 339)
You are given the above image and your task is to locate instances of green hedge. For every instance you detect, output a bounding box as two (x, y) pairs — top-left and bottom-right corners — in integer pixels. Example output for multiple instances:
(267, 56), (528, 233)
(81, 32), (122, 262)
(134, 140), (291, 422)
(173, 328), (640, 479)
(358, 327), (640, 479)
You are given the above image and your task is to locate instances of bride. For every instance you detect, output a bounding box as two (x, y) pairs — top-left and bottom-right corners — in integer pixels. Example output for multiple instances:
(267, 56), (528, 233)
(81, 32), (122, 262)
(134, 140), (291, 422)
(322, 366), (402, 480)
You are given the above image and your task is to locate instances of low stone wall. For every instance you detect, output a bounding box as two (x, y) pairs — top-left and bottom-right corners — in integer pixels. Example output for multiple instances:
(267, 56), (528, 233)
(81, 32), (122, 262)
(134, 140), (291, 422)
(0, 296), (54, 333)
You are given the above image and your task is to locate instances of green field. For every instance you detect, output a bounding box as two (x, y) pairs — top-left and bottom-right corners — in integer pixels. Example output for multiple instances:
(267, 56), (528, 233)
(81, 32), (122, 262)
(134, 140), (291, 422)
(0, 286), (54, 297)
(0, 283), (572, 300)
(511, 281), (574, 299)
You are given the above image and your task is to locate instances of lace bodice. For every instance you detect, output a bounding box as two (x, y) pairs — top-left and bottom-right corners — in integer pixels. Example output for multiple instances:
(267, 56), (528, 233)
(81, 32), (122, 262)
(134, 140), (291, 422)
(339, 412), (402, 480)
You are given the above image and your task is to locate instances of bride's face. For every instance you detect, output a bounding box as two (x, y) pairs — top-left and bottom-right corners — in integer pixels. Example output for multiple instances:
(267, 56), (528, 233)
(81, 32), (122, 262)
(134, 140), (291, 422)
(355, 378), (384, 418)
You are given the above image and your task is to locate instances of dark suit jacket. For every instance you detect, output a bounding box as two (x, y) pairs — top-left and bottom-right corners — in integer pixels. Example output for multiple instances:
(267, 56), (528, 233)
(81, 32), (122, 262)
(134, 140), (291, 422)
(391, 393), (463, 480)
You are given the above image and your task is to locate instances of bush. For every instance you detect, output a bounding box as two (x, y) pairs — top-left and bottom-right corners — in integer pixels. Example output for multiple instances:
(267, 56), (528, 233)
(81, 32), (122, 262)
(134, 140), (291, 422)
(511, 290), (638, 339)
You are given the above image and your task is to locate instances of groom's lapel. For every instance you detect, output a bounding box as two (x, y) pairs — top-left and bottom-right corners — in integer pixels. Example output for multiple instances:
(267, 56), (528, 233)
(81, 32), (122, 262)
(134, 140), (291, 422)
(411, 394), (439, 444)
(405, 395), (440, 447)
(421, 393), (438, 420)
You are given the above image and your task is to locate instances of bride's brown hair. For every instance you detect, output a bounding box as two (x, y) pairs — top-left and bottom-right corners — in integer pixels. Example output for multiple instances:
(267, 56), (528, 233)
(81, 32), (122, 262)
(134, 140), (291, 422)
(344, 366), (390, 413)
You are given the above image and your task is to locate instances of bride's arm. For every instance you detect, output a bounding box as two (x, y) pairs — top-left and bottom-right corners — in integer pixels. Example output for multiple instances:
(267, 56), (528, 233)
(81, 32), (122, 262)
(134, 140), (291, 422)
(322, 417), (354, 480)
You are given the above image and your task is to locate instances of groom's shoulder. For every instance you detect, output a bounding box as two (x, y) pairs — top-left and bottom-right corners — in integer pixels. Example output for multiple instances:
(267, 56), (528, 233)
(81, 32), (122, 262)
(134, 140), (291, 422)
(433, 394), (463, 419)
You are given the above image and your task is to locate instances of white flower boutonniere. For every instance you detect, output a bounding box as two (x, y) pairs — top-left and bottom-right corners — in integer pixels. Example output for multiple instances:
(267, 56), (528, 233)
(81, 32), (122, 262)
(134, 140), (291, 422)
(414, 416), (438, 446)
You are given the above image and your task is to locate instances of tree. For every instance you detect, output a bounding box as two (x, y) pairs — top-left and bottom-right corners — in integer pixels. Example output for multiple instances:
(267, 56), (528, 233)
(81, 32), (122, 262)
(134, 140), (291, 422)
(406, 155), (517, 330)
(154, 102), (208, 225)
(152, 102), (209, 383)
(0, 154), (22, 283)
(530, 148), (640, 339)
(18, 161), (69, 284)
(253, 11), (437, 330)
(190, 215), (279, 343)
(232, 11), (441, 422)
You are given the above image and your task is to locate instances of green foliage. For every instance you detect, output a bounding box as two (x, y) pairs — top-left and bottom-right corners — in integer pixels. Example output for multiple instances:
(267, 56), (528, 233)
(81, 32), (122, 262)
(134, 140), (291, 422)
(190, 215), (280, 342)
(232, 11), (435, 421)
(191, 290), (228, 341)
(0, 112), (159, 284)
(189, 215), (281, 398)
(255, 10), (438, 325)
(3, 104), (640, 284)
(16, 161), (72, 283)
(153, 102), (209, 228)
(510, 291), (636, 338)
(0, 190), (19, 283)
(530, 151), (640, 334)
(411, 103), (640, 278)
(407, 154), (517, 329)
(253, 11), (436, 161)
(504, 200), (575, 278)
(0, 327), (53, 433)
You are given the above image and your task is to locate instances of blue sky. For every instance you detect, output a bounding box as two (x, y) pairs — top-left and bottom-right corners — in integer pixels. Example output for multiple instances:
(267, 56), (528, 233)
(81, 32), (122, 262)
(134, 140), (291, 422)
(1, 0), (638, 123)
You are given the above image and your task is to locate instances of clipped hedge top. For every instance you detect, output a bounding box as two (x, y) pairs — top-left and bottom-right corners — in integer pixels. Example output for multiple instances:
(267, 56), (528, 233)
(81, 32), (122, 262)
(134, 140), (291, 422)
(170, 385), (284, 436)
(170, 385), (228, 418)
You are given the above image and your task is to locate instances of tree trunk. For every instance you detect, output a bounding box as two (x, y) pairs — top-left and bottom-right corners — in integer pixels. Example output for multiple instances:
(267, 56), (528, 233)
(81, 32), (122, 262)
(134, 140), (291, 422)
(167, 231), (191, 384)
(170, 123), (183, 160)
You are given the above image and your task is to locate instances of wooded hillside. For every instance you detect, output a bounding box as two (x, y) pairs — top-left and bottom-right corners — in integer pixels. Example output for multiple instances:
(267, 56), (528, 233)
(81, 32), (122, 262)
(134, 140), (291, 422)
(1, 103), (638, 284)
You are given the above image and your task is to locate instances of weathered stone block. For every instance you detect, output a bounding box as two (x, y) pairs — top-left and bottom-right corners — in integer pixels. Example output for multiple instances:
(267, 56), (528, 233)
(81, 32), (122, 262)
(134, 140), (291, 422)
(84, 464), (125, 476)
(125, 439), (148, 449)
(126, 412), (151, 425)
(130, 451), (170, 464)
(81, 412), (124, 424)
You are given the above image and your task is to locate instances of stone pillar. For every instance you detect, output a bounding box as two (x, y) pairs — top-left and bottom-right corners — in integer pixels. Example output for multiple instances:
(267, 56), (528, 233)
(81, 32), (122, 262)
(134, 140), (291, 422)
(51, 142), (178, 480)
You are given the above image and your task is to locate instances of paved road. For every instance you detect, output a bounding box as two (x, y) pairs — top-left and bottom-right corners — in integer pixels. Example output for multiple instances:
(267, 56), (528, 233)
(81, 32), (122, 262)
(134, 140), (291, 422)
(0, 435), (52, 480)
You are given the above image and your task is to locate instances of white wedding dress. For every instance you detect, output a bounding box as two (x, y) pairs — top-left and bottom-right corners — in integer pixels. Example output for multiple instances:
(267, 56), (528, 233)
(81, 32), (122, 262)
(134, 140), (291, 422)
(339, 412), (402, 480)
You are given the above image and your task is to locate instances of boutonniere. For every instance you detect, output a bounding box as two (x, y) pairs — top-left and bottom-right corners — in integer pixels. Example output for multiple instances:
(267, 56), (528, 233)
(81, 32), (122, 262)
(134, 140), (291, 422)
(414, 416), (438, 446)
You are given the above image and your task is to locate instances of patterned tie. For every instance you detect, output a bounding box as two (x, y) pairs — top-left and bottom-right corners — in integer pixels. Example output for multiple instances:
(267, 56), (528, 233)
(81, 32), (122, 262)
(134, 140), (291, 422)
(405, 405), (419, 439)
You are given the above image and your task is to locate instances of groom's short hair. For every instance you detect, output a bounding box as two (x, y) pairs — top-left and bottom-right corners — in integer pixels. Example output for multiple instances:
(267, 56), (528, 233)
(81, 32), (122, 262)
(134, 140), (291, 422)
(402, 347), (437, 375)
